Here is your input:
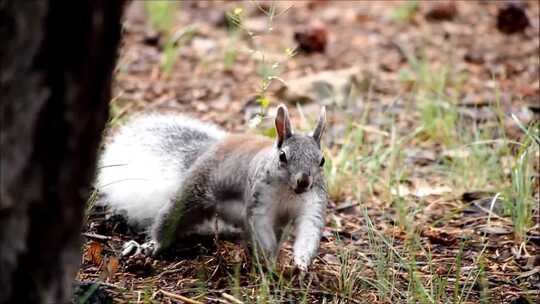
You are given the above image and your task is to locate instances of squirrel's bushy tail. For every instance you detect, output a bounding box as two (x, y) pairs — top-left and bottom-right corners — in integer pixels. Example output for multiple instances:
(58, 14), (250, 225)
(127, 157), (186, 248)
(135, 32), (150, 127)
(96, 114), (225, 226)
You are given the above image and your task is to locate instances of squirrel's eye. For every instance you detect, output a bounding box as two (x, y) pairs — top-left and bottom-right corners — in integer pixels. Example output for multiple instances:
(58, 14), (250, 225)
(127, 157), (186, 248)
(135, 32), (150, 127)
(319, 157), (325, 167)
(279, 151), (287, 163)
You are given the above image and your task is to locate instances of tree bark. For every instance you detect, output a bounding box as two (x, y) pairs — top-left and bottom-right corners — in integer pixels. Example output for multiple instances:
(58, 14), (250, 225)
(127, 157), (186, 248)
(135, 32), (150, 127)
(0, 1), (124, 303)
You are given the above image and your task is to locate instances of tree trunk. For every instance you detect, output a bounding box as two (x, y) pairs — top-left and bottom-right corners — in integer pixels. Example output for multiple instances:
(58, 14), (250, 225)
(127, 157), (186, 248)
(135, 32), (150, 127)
(0, 1), (124, 303)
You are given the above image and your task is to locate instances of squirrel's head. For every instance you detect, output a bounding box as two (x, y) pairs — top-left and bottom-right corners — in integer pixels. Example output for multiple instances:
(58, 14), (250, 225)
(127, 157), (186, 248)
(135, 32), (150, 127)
(274, 104), (326, 194)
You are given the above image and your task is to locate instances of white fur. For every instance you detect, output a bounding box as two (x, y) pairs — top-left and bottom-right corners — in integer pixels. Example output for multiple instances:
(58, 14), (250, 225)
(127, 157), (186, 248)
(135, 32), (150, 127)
(190, 218), (243, 235)
(292, 190), (325, 269)
(96, 113), (225, 226)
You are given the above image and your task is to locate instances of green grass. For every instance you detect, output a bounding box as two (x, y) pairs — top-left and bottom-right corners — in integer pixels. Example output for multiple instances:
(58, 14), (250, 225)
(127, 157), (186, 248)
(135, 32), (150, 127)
(163, 25), (197, 74)
(333, 246), (364, 299)
(324, 122), (363, 202)
(144, 1), (199, 74)
(223, 38), (239, 71)
(319, 46), (538, 302)
(505, 122), (538, 243)
(221, 4), (295, 130)
(144, 1), (176, 32)
(391, 0), (418, 22)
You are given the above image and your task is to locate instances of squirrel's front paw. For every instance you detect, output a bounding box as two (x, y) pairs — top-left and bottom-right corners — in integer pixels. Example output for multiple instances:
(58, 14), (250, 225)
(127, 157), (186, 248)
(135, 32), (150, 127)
(121, 240), (158, 257)
(141, 240), (158, 256)
(294, 256), (309, 272)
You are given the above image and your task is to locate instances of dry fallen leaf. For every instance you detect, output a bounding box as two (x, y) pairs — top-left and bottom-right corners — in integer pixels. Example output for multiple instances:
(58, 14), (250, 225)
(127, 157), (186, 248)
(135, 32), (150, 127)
(99, 256), (120, 281)
(422, 227), (457, 246)
(106, 256), (120, 277)
(85, 241), (103, 266)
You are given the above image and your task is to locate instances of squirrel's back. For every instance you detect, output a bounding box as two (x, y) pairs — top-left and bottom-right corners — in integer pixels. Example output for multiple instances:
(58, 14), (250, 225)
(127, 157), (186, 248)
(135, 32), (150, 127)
(96, 114), (226, 226)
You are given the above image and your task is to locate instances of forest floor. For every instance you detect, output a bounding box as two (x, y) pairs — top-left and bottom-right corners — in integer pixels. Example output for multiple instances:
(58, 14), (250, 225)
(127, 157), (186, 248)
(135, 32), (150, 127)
(77, 1), (539, 303)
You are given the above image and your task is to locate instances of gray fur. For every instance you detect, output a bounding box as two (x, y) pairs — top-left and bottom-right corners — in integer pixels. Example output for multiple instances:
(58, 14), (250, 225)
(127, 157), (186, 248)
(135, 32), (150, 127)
(103, 106), (328, 270)
(312, 106), (326, 146)
(275, 105), (293, 148)
(96, 114), (226, 226)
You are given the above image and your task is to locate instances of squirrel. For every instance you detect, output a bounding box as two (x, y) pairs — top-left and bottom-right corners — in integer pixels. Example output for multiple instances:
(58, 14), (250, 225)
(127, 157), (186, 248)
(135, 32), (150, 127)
(96, 104), (328, 270)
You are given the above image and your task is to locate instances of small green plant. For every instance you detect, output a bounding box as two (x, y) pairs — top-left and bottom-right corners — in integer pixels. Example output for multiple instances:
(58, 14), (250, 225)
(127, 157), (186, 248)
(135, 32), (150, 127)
(477, 256), (490, 304)
(162, 25), (197, 74)
(364, 209), (398, 300)
(144, 1), (175, 32)
(144, 1), (197, 74)
(419, 98), (458, 145)
(136, 286), (158, 304)
(506, 134), (537, 243)
(223, 4), (295, 132)
(444, 138), (505, 192)
(246, 257), (297, 303)
(84, 189), (99, 223)
(222, 8), (243, 71)
(227, 264), (243, 302)
(77, 283), (99, 304)
(391, 0), (418, 22)
(106, 92), (129, 127)
(453, 241), (465, 303)
(334, 247), (364, 298)
(325, 121), (364, 201)
(223, 43), (238, 71)
(399, 53), (460, 145)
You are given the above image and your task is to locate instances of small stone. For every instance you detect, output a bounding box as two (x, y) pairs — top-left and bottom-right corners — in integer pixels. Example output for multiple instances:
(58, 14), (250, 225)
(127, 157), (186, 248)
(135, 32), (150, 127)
(464, 51), (485, 65)
(425, 1), (458, 21)
(321, 254), (340, 265)
(478, 225), (512, 235)
(276, 66), (360, 104)
(497, 3), (530, 34)
(294, 22), (328, 54)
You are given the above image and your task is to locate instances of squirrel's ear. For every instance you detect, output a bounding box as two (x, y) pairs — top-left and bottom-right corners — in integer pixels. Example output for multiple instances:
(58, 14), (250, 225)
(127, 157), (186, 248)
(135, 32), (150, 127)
(275, 104), (293, 148)
(312, 106), (326, 146)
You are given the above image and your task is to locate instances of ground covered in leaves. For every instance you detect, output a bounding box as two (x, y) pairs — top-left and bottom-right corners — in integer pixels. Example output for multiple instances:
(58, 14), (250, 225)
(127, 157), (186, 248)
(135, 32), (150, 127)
(78, 1), (539, 303)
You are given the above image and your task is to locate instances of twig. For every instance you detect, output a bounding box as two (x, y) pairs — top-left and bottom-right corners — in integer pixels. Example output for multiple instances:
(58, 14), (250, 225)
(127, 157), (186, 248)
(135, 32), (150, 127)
(159, 289), (203, 304)
(352, 123), (390, 137)
(158, 261), (186, 278)
(82, 232), (111, 241)
(285, 288), (363, 304)
(486, 193), (501, 226)
(516, 266), (540, 280)
(82, 281), (125, 291)
(472, 198), (511, 224)
(221, 293), (244, 304)
(157, 267), (184, 278)
(206, 298), (229, 304)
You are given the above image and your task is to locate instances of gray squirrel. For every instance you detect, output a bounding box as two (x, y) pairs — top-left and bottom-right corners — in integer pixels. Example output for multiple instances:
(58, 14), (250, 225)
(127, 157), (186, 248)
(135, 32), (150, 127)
(96, 104), (328, 270)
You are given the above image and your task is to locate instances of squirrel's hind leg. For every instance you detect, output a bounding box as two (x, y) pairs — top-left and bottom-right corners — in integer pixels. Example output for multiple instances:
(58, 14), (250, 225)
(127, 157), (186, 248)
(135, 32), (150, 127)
(149, 170), (216, 255)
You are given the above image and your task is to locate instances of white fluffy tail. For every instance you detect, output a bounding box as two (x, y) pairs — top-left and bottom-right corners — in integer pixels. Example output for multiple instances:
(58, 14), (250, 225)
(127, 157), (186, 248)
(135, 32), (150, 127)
(96, 114), (225, 226)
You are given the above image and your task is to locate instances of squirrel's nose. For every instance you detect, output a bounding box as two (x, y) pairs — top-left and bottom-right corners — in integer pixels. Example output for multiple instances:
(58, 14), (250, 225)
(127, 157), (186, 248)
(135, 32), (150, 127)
(296, 173), (311, 190)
